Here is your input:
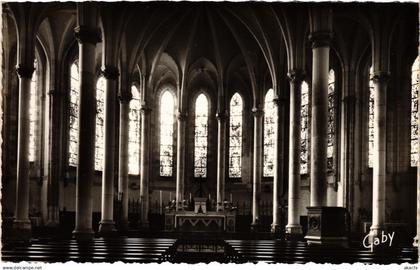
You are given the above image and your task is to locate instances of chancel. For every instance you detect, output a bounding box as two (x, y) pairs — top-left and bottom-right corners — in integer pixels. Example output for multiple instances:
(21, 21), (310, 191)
(1, 1), (419, 265)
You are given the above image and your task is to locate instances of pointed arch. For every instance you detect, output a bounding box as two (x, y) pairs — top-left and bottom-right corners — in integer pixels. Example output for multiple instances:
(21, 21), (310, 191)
(68, 60), (79, 166)
(229, 92), (243, 178)
(95, 76), (106, 171)
(263, 88), (275, 177)
(160, 90), (175, 177)
(129, 85), (141, 175)
(301, 81), (310, 174)
(28, 58), (39, 162)
(194, 93), (209, 178)
(327, 69), (336, 170)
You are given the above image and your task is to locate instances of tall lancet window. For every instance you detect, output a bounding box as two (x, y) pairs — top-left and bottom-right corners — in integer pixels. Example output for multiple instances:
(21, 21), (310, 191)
(29, 59), (38, 162)
(129, 85), (141, 175)
(263, 89), (275, 177)
(301, 81), (310, 174)
(68, 60), (80, 166)
(95, 76), (106, 171)
(160, 90), (175, 177)
(327, 69), (335, 170)
(194, 93), (209, 178)
(368, 66), (374, 168)
(411, 56), (419, 167)
(229, 93), (243, 178)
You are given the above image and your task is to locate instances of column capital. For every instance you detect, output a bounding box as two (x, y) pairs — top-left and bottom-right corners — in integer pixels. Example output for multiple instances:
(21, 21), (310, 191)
(140, 105), (152, 115)
(15, 64), (35, 78)
(308, 31), (333, 49)
(177, 111), (188, 121)
(118, 92), (132, 104)
(252, 107), (264, 118)
(74, 25), (101, 45)
(101, 66), (120, 80)
(216, 111), (228, 121)
(371, 71), (391, 84)
(272, 97), (286, 107)
(287, 69), (305, 83)
(48, 89), (63, 97)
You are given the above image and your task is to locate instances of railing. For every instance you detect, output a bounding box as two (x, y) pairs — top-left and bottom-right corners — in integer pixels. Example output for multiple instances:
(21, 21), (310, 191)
(114, 197), (285, 232)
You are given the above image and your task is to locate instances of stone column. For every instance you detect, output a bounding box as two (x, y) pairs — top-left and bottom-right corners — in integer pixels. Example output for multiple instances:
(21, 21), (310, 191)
(139, 105), (151, 227)
(369, 72), (389, 240)
(118, 91), (132, 231)
(72, 6), (100, 240)
(216, 112), (227, 211)
(98, 67), (119, 234)
(13, 64), (35, 241)
(176, 112), (187, 211)
(271, 96), (285, 234)
(309, 33), (331, 207)
(45, 88), (62, 228)
(251, 108), (263, 229)
(285, 70), (305, 238)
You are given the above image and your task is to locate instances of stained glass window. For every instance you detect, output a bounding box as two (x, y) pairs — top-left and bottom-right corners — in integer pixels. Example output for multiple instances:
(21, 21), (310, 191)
(229, 93), (243, 178)
(194, 93), (209, 178)
(29, 59), (38, 162)
(301, 81), (310, 174)
(160, 90), (175, 177)
(263, 89), (275, 177)
(368, 66), (374, 168)
(95, 76), (106, 171)
(327, 69), (335, 171)
(411, 56), (419, 167)
(129, 85), (141, 175)
(68, 61), (79, 166)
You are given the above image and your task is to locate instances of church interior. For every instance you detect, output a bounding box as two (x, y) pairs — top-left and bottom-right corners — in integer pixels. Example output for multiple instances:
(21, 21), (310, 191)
(1, 1), (419, 265)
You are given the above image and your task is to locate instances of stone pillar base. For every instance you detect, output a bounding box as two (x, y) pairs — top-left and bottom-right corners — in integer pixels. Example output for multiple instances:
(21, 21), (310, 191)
(72, 228), (94, 241)
(250, 222), (259, 232)
(305, 206), (348, 247)
(271, 223), (283, 236)
(98, 220), (117, 236)
(413, 235), (418, 247)
(367, 227), (396, 251)
(12, 219), (32, 243)
(285, 224), (303, 241)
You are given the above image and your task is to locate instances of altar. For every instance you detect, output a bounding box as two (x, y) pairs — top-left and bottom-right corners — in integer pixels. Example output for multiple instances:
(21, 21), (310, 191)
(165, 198), (236, 233)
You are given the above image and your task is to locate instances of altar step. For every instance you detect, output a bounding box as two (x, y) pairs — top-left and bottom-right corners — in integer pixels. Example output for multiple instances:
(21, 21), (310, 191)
(2, 237), (177, 263)
(225, 239), (418, 264)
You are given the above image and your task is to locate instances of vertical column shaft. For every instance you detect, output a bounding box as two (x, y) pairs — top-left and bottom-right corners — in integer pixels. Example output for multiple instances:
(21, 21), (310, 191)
(286, 71), (304, 235)
(310, 40), (330, 207)
(46, 88), (62, 227)
(72, 18), (100, 240)
(140, 106), (151, 225)
(370, 73), (389, 237)
(14, 65), (34, 237)
(251, 108), (263, 227)
(118, 93), (131, 230)
(99, 67), (119, 233)
(176, 112), (187, 211)
(272, 96), (285, 233)
(216, 113), (227, 211)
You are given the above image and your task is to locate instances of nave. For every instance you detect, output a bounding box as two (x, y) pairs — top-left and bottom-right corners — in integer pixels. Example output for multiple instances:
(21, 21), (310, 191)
(2, 236), (418, 264)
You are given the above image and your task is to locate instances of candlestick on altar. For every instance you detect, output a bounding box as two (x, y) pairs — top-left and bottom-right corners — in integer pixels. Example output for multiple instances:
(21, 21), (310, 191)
(189, 193), (192, 202)
(209, 194), (211, 200)
(169, 192), (172, 201)
(230, 193), (233, 203)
